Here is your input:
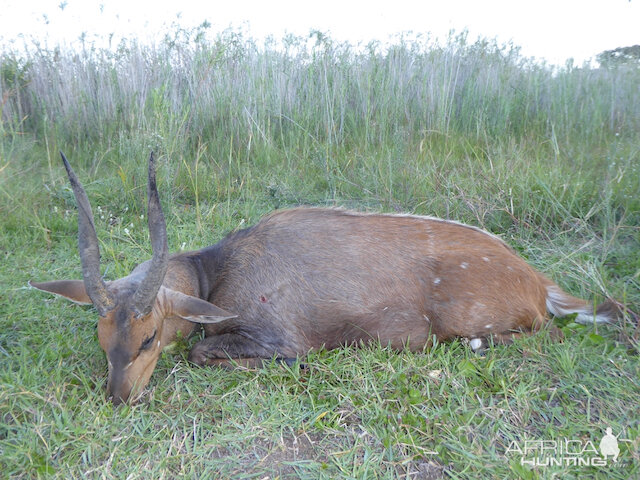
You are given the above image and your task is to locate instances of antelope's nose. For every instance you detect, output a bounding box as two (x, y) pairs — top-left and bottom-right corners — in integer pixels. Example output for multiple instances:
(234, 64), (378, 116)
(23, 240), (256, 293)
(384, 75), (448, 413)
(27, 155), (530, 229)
(107, 384), (130, 405)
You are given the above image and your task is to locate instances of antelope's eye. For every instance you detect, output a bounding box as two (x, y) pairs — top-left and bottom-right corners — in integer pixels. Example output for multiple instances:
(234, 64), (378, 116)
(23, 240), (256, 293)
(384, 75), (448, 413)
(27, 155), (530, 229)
(140, 330), (157, 352)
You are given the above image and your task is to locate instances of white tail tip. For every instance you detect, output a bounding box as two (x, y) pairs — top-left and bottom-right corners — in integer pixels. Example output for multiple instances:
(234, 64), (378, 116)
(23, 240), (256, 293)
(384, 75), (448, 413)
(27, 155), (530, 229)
(545, 286), (612, 324)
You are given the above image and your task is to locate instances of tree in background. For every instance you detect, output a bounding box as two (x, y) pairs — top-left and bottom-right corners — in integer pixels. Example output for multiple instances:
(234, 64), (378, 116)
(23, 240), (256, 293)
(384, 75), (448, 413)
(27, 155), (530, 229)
(597, 45), (640, 67)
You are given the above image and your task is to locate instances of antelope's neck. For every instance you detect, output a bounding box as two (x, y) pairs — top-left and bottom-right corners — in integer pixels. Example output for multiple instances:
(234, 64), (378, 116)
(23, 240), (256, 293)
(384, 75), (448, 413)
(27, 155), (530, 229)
(162, 253), (210, 299)
(178, 243), (228, 301)
(155, 254), (212, 346)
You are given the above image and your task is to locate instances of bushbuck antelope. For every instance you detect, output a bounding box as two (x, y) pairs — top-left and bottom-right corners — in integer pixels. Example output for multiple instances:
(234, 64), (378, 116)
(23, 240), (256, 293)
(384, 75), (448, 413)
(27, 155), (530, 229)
(31, 153), (616, 404)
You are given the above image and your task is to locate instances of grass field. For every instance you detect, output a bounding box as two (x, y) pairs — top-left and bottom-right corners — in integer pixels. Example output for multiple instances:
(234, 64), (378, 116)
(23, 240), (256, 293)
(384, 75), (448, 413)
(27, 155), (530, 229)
(1, 30), (639, 478)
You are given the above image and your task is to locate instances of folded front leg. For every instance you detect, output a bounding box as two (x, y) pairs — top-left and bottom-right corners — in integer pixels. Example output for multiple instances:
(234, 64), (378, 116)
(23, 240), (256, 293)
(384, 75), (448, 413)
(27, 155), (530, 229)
(188, 333), (280, 366)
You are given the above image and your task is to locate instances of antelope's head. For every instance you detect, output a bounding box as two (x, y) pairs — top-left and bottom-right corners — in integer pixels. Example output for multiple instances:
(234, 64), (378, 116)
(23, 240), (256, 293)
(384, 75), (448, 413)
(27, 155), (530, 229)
(31, 153), (234, 404)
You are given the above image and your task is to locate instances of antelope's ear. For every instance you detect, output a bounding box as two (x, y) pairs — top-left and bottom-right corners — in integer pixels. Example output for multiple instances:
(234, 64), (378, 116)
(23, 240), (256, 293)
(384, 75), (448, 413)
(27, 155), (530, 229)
(163, 288), (238, 324)
(29, 280), (92, 305)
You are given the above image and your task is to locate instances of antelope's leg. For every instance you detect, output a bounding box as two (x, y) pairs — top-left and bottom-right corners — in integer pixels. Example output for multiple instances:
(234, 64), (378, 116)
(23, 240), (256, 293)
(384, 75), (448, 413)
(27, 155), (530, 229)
(188, 333), (283, 366)
(199, 357), (305, 369)
(472, 323), (564, 353)
(203, 358), (269, 369)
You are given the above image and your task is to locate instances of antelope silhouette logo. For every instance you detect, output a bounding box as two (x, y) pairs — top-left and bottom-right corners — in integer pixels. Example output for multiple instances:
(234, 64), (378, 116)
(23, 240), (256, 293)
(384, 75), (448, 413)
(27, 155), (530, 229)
(599, 427), (620, 463)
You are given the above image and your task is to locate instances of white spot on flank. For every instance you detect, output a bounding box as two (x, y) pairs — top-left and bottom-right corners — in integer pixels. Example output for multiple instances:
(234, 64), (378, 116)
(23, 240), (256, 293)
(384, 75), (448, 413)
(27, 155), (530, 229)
(482, 257), (490, 262)
(460, 262), (468, 269)
(157, 340), (161, 348)
(469, 338), (483, 351)
(433, 278), (441, 285)
(485, 324), (492, 329)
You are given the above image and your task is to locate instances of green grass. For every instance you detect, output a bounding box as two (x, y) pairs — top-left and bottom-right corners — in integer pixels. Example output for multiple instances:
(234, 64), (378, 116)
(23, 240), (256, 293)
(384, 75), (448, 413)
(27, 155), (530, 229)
(1, 29), (639, 479)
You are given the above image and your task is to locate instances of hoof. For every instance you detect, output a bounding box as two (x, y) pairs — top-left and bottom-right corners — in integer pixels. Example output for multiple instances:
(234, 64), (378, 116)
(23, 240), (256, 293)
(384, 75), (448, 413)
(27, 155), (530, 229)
(278, 357), (308, 370)
(187, 345), (210, 366)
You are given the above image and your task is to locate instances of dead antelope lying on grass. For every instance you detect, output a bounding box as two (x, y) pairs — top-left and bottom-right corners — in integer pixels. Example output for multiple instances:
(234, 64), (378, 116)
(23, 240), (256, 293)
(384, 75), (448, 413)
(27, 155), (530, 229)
(31, 153), (617, 404)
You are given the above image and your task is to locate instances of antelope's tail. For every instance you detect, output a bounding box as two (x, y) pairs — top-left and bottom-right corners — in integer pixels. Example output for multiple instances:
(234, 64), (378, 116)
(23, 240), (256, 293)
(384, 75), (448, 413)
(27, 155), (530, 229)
(540, 276), (618, 325)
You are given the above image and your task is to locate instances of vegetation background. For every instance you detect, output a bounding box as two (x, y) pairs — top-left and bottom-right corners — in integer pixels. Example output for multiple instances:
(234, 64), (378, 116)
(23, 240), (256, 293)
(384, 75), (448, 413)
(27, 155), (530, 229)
(1, 26), (639, 478)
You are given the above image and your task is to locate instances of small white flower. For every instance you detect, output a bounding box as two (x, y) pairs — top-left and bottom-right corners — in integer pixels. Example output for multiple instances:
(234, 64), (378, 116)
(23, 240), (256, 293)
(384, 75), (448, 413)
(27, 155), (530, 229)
(140, 214), (144, 220)
(124, 228), (130, 235)
(181, 242), (187, 250)
(130, 223), (134, 228)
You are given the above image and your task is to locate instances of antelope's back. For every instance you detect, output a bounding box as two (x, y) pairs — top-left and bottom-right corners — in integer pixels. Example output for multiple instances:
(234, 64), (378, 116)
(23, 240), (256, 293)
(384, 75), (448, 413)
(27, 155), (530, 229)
(208, 208), (545, 351)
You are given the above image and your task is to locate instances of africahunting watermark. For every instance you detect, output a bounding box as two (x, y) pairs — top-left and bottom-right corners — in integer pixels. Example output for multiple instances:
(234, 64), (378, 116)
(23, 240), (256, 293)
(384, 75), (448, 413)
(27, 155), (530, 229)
(505, 427), (630, 467)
